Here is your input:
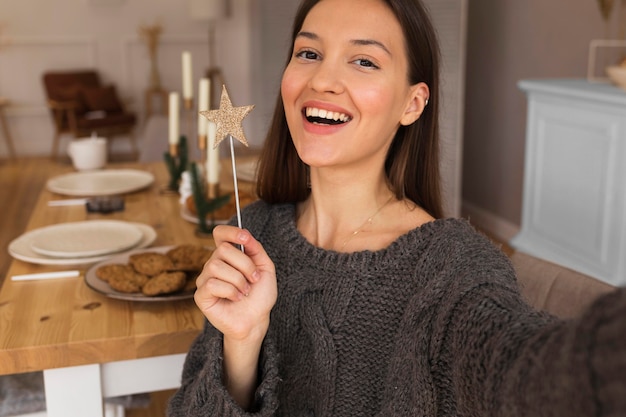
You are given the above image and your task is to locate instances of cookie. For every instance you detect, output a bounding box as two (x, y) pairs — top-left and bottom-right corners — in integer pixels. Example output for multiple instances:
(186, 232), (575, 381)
(141, 271), (187, 296)
(166, 244), (212, 271)
(95, 264), (137, 283)
(107, 269), (150, 293)
(129, 252), (174, 276)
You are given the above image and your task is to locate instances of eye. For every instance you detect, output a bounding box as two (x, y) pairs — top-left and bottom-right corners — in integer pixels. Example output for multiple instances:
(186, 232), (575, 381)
(353, 58), (379, 69)
(295, 49), (320, 61)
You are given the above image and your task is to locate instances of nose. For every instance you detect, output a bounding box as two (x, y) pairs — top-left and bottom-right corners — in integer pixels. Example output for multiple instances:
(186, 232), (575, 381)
(308, 59), (344, 94)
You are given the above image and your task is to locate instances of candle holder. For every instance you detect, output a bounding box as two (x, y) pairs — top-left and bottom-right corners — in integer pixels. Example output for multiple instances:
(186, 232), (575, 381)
(163, 135), (189, 192)
(189, 162), (230, 235)
(198, 134), (207, 154)
(184, 97), (193, 137)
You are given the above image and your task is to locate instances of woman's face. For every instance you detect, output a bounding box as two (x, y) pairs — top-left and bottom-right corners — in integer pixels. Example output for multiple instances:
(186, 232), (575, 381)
(281, 0), (427, 172)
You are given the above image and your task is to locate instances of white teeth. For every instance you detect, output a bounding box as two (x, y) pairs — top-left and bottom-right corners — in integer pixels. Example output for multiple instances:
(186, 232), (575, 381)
(305, 107), (350, 122)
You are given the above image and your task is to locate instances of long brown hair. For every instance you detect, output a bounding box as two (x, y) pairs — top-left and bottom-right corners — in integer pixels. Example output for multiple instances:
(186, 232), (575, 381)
(255, 0), (443, 219)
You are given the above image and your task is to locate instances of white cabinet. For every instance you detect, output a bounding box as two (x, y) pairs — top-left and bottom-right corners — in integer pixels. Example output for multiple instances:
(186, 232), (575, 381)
(511, 79), (626, 286)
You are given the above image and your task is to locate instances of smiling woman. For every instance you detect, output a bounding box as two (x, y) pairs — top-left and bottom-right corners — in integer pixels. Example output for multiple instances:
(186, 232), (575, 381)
(167, 1), (626, 416)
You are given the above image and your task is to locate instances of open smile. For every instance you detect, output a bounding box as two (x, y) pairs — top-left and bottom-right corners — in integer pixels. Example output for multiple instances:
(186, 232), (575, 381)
(303, 107), (352, 125)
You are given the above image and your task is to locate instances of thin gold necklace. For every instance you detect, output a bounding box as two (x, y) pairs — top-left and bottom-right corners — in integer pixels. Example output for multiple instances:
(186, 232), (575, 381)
(340, 195), (394, 250)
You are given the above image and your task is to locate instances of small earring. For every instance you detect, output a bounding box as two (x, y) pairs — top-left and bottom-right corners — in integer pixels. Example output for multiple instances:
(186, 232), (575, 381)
(425, 98), (429, 106)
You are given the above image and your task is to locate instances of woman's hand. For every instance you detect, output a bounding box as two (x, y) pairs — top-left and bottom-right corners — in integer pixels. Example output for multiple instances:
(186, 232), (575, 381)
(195, 225), (277, 408)
(195, 225), (277, 343)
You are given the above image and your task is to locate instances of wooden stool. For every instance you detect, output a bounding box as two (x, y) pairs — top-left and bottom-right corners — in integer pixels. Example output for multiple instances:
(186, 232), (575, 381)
(0, 98), (16, 159)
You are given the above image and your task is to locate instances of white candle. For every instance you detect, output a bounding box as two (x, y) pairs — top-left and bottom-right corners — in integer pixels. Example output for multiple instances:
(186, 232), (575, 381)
(168, 92), (180, 146)
(207, 121), (219, 184)
(198, 78), (210, 136)
(182, 51), (193, 100)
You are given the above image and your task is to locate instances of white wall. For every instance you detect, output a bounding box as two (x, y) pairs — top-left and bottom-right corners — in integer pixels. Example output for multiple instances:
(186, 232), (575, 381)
(462, 0), (623, 240)
(0, 0), (258, 157)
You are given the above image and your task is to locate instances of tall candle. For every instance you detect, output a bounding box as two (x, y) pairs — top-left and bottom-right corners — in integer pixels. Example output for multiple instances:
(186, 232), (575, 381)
(168, 92), (180, 146)
(207, 121), (219, 184)
(182, 51), (193, 100)
(198, 78), (210, 136)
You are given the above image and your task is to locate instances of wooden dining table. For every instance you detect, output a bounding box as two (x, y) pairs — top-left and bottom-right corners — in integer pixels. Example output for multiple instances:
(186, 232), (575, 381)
(0, 159), (254, 417)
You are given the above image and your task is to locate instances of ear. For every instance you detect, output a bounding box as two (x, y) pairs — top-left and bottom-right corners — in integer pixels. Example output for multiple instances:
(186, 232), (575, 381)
(400, 82), (430, 126)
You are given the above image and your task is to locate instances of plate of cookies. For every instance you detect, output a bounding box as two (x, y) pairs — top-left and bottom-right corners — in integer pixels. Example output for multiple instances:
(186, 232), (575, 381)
(85, 244), (213, 301)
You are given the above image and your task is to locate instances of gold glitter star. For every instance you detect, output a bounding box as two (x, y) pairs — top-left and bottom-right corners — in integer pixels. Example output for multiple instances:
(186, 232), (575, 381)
(200, 85), (255, 148)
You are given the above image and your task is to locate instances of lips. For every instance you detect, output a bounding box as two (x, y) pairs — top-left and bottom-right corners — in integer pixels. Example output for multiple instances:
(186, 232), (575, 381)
(304, 107), (352, 125)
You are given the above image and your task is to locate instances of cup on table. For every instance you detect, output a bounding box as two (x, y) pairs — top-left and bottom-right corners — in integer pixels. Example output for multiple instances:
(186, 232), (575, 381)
(67, 135), (107, 170)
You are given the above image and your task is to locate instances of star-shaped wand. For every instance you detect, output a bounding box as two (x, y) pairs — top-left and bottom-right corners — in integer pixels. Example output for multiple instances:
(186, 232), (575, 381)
(200, 85), (255, 249)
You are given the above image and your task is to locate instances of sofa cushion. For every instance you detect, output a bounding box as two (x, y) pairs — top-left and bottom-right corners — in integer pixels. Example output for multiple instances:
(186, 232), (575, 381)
(511, 251), (615, 319)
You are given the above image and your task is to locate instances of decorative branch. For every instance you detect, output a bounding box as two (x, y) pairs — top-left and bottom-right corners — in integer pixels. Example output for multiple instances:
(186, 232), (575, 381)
(597, 0), (616, 37)
(138, 21), (163, 90)
(163, 135), (188, 190)
(598, 0), (616, 20)
(189, 162), (231, 234)
(619, 0), (626, 40)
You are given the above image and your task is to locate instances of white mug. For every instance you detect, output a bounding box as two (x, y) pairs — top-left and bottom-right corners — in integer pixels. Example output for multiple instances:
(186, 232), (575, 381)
(67, 136), (107, 171)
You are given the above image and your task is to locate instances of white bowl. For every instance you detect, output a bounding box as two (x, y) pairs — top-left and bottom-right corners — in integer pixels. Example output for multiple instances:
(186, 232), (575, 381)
(606, 65), (626, 90)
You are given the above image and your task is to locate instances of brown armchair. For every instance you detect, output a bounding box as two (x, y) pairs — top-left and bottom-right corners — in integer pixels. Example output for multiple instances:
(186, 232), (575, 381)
(42, 70), (138, 159)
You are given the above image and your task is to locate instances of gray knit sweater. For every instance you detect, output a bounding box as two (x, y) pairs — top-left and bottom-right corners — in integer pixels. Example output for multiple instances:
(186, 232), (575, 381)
(167, 200), (626, 417)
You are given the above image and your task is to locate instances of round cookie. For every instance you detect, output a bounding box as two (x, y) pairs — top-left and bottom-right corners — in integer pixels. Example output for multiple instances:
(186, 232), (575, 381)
(142, 271), (187, 296)
(107, 269), (150, 293)
(129, 252), (174, 276)
(95, 264), (137, 283)
(166, 244), (212, 271)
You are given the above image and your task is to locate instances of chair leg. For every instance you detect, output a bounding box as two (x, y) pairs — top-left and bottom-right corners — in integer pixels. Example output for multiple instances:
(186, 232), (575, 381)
(51, 132), (61, 160)
(129, 131), (138, 160)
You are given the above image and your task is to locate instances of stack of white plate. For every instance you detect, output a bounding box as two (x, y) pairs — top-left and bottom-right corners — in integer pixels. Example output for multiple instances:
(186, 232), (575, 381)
(8, 220), (157, 265)
(46, 169), (155, 196)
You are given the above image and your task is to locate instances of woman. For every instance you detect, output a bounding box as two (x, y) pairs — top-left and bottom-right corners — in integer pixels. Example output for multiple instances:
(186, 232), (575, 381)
(168, 0), (626, 415)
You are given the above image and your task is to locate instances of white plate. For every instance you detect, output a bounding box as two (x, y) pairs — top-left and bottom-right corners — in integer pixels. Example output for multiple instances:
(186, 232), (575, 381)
(29, 220), (144, 258)
(9, 223), (157, 266)
(84, 246), (196, 302)
(46, 169), (154, 196)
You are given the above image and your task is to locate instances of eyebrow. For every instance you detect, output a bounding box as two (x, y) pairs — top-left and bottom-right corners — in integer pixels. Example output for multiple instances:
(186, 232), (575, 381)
(296, 31), (392, 56)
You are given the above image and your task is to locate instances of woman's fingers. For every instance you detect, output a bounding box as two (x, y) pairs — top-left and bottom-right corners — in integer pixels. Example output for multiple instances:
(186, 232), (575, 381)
(194, 225), (277, 340)
(194, 277), (242, 307)
(197, 246), (250, 297)
(212, 225), (274, 282)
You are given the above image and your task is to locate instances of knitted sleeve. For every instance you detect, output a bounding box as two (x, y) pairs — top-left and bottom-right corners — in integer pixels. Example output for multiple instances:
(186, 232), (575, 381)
(166, 320), (281, 417)
(439, 278), (626, 416)
(167, 201), (281, 417)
